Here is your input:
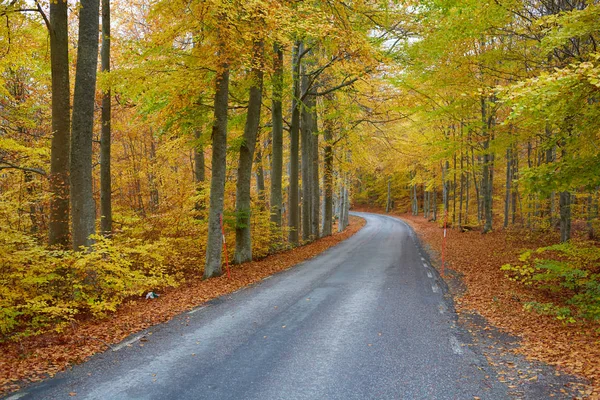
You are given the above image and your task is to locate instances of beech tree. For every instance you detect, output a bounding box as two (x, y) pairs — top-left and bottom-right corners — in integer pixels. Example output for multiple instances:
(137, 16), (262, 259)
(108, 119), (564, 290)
(71, 0), (100, 250)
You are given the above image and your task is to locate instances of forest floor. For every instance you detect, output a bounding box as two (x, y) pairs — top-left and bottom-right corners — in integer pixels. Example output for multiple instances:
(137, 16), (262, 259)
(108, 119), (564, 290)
(0, 216), (365, 396)
(354, 206), (600, 398)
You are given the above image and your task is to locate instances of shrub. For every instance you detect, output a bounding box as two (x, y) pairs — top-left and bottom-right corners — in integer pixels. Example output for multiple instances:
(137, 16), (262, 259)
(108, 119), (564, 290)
(501, 242), (600, 322)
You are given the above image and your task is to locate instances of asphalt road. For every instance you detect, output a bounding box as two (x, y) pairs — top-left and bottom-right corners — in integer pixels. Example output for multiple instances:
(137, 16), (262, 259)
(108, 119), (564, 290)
(10, 212), (511, 400)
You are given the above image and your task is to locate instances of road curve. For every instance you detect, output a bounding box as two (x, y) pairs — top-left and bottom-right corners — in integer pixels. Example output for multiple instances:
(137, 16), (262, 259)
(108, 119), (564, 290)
(10, 212), (509, 400)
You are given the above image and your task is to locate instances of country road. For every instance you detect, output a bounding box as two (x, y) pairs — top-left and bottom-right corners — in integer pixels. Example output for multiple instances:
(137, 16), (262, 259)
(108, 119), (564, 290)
(5, 213), (576, 399)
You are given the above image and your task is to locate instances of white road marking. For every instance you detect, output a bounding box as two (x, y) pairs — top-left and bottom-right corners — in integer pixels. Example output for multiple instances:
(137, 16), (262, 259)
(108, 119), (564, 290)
(420, 257), (426, 261)
(112, 335), (144, 352)
(438, 303), (447, 314)
(188, 305), (208, 315)
(431, 284), (440, 293)
(449, 335), (464, 355)
(5, 393), (28, 400)
(427, 271), (433, 278)
(423, 263), (428, 268)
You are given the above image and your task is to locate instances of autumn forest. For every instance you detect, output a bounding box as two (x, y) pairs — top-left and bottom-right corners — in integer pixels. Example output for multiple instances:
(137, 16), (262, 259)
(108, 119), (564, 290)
(2, 0), (600, 394)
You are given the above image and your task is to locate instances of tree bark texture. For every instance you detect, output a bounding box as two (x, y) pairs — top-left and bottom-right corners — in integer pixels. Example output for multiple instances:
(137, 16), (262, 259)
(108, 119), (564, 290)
(322, 120), (333, 236)
(48, 0), (71, 248)
(70, 0), (100, 250)
(310, 108), (320, 240)
(234, 39), (264, 264)
(270, 44), (284, 227)
(300, 72), (314, 242)
(204, 44), (230, 279)
(100, 0), (112, 236)
(288, 42), (302, 244)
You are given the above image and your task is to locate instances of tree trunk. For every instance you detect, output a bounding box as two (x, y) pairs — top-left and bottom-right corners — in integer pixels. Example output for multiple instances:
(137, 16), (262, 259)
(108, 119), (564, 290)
(481, 96), (493, 234)
(234, 40), (264, 264)
(255, 144), (266, 206)
(148, 138), (159, 212)
(70, 0), (100, 250)
(386, 177), (391, 213)
(48, 0), (71, 248)
(338, 181), (346, 232)
(300, 71), (313, 242)
(432, 185), (437, 221)
(203, 39), (230, 279)
(504, 147), (511, 228)
(559, 191), (571, 242)
(288, 41), (302, 244)
(269, 44), (284, 227)
(322, 120), (333, 236)
(310, 108), (320, 240)
(100, 0), (112, 236)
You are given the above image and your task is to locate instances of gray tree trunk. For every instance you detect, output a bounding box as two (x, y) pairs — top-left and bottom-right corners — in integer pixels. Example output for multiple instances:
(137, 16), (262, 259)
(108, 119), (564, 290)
(386, 178), (391, 213)
(481, 97), (493, 233)
(255, 144), (266, 206)
(269, 44), (284, 227)
(432, 185), (437, 221)
(504, 147), (511, 229)
(310, 108), (319, 240)
(321, 121), (333, 236)
(100, 0), (112, 236)
(234, 40), (264, 264)
(559, 191), (571, 242)
(300, 72), (313, 242)
(204, 44), (230, 279)
(338, 182), (346, 233)
(288, 41), (302, 244)
(70, 0), (100, 250)
(48, 0), (71, 248)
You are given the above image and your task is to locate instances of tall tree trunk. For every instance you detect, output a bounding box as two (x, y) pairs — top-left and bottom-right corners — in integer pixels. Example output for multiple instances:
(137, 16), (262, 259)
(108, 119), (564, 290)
(48, 0), (71, 248)
(255, 144), (266, 206)
(269, 44), (284, 227)
(234, 40), (264, 264)
(310, 108), (320, 240)
(504, 147), (511, 228)
(338, 180), (346, 232)
(288, 42), (302, 244)
(481, 97), (493, 234)
(70, 0), (100, 250)
(322, 119), (333, 236)
(453, 152), (457, 225)
(459, 162), (464, 229)
(100, 0), (112, 236)
(300, 71), (313, 242)
(432, 182), (437, 221)
(148, 138), (159, 212)
(559, 191), (571, 242)
(203, 37), (230, 279)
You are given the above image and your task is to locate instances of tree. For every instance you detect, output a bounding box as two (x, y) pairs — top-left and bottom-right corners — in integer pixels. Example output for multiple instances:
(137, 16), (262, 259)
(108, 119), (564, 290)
(269, 44), (284, 227)
(48, 0), (71, 247)
(100, 0), (112, 236)
(70, 0), (100, 250)
(204, 19), (230, 279)
(234, 37), (264, 264)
